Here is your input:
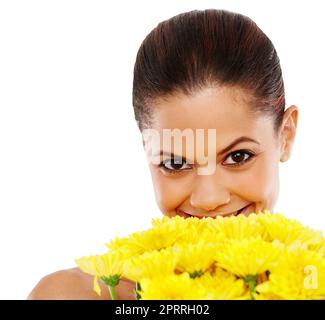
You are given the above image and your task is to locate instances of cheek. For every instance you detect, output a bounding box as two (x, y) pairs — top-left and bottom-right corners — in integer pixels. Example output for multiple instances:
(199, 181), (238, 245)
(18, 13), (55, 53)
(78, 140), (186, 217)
(149, 167), (193, 214)
(229, 154), (279, 203)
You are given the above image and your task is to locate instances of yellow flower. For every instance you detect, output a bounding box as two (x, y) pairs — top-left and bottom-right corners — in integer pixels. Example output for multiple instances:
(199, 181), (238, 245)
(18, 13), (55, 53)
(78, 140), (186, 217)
(193, 268), (247, 299)
(122, 247), (178, 282)
(215, 238), (283, 278)
(253, 292), (283, 300)
(74, 250), (126, 295)
(152, 215), (218, 245)
(308, 239), (325, 257)
(177, 225), (226, 248)
(106, 218), (187, 255)
(151, 214), (189, 229)
(140, 272), (213, 300)
(76, 212), (325, 300)
(258, 212), (325, 248)
(256, 246), (325, 299)
(207, 213), (267, 240)
(173, 239), (220, 275)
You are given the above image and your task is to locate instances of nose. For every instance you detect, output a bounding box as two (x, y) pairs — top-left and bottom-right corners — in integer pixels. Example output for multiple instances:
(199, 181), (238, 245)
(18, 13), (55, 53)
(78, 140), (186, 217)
(190, 172), (231, 212)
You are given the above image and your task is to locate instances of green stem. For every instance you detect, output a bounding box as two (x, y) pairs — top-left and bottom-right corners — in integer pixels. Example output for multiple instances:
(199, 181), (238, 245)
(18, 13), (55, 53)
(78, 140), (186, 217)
(134, 281), (142, 300)
(244, 275), (258, 300)
(248, 282), (255, 300)
(108, 285), (117, 300)
(189, 270), (204, 279)
(101, 275), (121, 300)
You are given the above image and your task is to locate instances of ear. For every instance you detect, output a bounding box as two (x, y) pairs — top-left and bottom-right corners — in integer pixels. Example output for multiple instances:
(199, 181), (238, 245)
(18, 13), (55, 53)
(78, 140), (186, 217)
(279, 105), (299, 162)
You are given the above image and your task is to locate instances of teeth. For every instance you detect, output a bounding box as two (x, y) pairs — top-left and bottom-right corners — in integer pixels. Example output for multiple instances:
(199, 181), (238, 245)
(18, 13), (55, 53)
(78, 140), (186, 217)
(237, 208), (244, 214)
(237, 205), (249, 215)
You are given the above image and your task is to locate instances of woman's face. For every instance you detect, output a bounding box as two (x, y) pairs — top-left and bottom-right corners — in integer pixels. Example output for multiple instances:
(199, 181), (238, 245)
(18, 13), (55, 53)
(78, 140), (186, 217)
(143, 86), (298, 219)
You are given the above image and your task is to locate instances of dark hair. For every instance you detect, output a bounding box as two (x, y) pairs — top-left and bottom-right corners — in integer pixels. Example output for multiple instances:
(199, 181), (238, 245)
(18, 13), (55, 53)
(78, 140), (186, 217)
(132, 9), (285, 134)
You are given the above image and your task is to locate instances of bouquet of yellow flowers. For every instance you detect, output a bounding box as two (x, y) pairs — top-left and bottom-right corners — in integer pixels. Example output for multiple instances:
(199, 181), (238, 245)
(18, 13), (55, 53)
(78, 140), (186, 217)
(75, 210), (325, 300)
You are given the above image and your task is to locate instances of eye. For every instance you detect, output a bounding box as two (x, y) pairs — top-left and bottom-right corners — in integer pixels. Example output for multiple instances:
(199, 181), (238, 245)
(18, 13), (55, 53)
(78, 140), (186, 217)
(158, 156), (192, 174)
(223, 150), (255, 167)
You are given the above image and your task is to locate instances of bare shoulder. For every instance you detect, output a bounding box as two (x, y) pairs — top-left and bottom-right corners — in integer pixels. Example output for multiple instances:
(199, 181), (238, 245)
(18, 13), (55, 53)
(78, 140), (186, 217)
(27, 267), (136, 300)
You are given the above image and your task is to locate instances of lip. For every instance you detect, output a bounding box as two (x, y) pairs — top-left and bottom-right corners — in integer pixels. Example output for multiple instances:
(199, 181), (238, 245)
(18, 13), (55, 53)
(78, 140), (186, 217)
(177, 203), (254, 219)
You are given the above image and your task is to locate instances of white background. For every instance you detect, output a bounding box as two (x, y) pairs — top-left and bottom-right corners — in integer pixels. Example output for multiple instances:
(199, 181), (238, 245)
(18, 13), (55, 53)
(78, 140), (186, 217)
(0, 0), (324, 299)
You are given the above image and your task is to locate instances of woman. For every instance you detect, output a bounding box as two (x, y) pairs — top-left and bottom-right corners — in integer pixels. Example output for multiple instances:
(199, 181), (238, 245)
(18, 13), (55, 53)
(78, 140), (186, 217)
(28, 8), (298, 299)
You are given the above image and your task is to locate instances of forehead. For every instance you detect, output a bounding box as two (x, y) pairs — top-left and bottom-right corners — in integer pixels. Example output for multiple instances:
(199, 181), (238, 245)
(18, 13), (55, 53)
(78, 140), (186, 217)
(151, 86), (270, 139)
(153, 87), (257, 132)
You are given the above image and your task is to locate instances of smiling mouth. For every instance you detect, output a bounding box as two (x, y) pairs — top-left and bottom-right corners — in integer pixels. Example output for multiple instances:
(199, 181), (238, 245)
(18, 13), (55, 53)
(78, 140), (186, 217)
(177, 203), (253, 219)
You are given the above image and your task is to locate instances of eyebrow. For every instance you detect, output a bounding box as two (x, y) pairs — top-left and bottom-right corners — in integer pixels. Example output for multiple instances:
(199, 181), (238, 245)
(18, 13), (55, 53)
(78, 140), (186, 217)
(155, 136), (260, 159)
(217, 136), (260, 156)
